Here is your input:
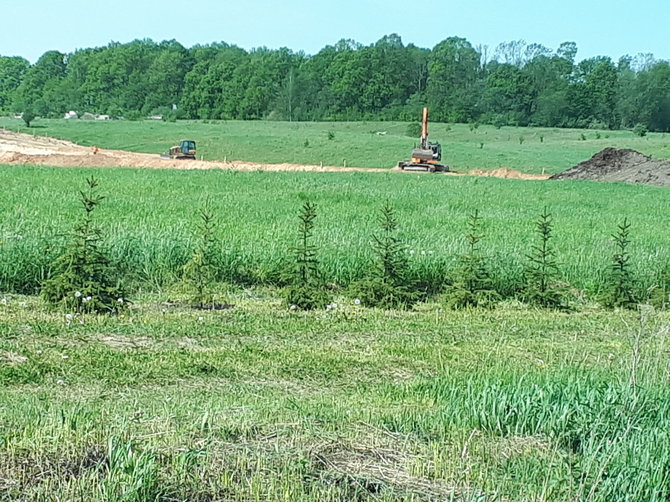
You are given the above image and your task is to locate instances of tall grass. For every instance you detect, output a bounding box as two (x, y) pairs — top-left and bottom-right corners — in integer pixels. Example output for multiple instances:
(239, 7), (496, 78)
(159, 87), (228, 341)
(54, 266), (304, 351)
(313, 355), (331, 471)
(0, 166), (669, 298)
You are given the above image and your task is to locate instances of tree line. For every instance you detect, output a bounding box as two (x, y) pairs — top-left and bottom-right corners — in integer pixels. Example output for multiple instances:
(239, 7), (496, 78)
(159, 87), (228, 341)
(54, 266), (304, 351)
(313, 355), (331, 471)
(1, 35), (669, 131)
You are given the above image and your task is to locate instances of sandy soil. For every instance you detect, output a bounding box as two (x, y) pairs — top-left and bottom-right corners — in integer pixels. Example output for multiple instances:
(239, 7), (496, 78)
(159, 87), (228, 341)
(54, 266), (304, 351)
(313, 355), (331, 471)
(0, 130), (550, 180)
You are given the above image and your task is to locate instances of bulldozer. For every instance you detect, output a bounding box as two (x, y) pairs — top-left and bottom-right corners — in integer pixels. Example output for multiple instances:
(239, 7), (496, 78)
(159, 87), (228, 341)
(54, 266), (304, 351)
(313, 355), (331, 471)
(160, 140), (196, 160)
(397, 108), (448, 172)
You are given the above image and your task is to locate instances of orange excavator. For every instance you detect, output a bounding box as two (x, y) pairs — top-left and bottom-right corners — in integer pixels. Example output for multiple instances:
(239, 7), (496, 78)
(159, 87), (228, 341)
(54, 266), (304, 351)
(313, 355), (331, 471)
(397, 107), (448, 172)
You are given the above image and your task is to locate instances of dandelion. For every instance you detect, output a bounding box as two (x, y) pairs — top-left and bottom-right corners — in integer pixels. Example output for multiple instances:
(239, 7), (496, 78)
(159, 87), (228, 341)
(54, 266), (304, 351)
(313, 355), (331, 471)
(62, 355), (69, 360)
(198, 316), (204, 322)
(36, 350), (43, 354)
(74, 291), (82, 298)
(421, 250), (426, 255)
(117, 298), (124, 304)
(0, 297), (7, 305)
(161, 308), (167, 314)
(289, 304), (297, 311)
(65, 313), (74, 322)
(56, 379), (65, 385)
(354, 298), (361, 305)
(409, 249), (415, 255)
(82, 296), (92, 303)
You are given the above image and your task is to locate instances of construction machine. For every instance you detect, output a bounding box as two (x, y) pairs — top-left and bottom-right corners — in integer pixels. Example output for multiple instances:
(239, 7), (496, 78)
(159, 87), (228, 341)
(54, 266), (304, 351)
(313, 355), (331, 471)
(397, 108), (448, 172)
(160, 140), (196, 160)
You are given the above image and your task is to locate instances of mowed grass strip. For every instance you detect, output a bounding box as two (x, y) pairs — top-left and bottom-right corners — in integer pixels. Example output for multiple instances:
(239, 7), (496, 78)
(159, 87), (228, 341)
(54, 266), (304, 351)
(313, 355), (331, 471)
(0, 295), (669, 501)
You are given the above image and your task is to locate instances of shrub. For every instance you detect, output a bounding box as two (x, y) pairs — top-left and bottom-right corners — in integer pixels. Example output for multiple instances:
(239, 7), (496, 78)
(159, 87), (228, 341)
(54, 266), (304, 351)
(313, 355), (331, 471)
(443, 210), (499, 309)
(21, 106), (36, 127)
(41, 178), (127, 314)
(350, 203), (418, 309)
(633, 123), (648, 137)
(327, 130), (335, 140)
(283, 201), (330, 310)
(406, 122), (422, 138)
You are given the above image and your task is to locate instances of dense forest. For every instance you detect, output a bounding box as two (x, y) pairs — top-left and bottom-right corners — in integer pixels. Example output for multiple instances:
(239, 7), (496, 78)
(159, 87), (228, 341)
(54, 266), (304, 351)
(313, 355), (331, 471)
(1, 35), (669, 131)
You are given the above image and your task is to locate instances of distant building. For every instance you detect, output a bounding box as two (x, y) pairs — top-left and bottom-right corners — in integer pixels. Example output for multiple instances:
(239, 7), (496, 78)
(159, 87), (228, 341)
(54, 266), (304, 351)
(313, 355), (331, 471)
(64, 111), (78, 119)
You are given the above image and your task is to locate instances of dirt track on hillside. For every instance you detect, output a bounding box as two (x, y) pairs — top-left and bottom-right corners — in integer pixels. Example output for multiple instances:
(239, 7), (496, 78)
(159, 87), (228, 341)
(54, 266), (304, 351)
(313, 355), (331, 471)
(0, 130), (550, 180)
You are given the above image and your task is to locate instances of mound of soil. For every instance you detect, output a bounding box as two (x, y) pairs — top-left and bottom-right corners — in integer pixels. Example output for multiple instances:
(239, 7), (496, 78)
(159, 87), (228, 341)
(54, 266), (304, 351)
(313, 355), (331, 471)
(551, 148), (670, 187)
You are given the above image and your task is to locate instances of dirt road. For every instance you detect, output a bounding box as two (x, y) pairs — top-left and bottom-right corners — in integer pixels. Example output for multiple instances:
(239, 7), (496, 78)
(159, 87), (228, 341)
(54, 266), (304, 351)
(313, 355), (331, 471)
(0, 130), (550, 180)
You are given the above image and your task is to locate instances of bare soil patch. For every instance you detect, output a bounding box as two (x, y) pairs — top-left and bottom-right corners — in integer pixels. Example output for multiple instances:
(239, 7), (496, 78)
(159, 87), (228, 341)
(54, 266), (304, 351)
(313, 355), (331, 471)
(551, 147), (670, 187)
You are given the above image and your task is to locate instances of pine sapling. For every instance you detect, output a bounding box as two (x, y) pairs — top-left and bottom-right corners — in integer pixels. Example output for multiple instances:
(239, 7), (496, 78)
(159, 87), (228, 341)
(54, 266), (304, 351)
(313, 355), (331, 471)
(523, 207), (565, 308)
(602, 218), (637, 309)
(284, 200), (330, 310)
(182, 200), (218, 309)
(351, 203), (417, 308)
(41, 177), (127, 314)
(444, 210), (499, 309)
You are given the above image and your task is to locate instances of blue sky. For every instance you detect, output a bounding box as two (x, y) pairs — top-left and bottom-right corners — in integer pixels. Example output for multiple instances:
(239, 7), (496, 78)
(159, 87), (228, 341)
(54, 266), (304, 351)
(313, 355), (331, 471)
(3, 0), (669, 63)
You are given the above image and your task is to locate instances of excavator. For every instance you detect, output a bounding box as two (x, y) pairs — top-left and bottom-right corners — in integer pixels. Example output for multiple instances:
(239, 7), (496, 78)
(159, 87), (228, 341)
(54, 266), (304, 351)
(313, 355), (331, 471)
(397, 107), (448, 172)
(160, 140), (196, 160)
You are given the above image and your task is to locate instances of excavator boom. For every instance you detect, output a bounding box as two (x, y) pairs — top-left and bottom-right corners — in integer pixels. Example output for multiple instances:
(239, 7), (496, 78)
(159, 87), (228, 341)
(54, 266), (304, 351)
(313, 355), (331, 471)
(397, 107), (448, 172)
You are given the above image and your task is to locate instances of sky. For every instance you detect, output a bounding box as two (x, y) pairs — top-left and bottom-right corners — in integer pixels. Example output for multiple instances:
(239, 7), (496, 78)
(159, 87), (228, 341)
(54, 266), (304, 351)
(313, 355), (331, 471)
(3, 0), (669, 63)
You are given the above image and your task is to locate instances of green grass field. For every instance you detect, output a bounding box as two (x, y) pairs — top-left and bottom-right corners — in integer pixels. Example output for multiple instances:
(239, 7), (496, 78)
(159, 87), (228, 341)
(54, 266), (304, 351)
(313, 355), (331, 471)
(2, 117), (670, 173)
(1, 166), (669, 297)
(1, 294), (669, 501)
(1, 120), (670, 500)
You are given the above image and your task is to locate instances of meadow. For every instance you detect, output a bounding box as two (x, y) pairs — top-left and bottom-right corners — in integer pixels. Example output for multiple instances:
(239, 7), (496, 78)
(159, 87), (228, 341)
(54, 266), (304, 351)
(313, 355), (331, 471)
(2, 117), (670, 173)
(1, 119), (670, 501)
(0, 166), (669, 299)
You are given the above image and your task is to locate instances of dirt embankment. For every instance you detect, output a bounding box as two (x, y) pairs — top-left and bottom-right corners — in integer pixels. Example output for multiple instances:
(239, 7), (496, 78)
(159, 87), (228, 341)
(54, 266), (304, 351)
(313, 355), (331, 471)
(551, 148), (670, 187)
(0, 129), (549, 180)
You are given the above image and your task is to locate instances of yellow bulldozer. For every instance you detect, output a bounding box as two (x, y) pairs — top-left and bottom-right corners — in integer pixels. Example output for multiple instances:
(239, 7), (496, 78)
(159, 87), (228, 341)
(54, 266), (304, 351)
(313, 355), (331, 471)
(160, 140), (196, 160)
(397, 108), (448, 172)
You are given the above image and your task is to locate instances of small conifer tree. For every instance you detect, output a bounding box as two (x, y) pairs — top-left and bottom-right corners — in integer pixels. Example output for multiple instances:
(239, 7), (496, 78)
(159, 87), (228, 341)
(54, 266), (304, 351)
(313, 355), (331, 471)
(602, 218), (637, 309)
(284, 200), (330, 310)
(41, 177), (127, 313)
(182, 200), (218, 308)
(445, 210), (499, 308)
(523, 207), (565, 308)
(351, 203), (417, 308)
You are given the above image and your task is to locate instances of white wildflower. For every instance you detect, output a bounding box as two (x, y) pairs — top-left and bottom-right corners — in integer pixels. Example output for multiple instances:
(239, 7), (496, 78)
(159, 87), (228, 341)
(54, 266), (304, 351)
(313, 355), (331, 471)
(56, 379), (65, 385)
(82, 296), (92, 303)
(289, 304), (297, 311)
(62, 355), (69, 360)
(65, 313), (74, 321)
(354, 298), (361, 305)
(409, 249), (415, 255)
(74, 291), (82, 298)
(198, 316), (204, 322)
(0, 297), (7, 305)
(117, 298), (124, 304)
